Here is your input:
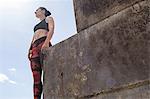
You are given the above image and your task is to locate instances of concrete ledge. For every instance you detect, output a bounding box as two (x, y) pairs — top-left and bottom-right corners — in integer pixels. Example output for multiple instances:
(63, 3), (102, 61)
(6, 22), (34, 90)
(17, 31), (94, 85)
(80, 80), (150, 99)
(43, 0), (150, 99)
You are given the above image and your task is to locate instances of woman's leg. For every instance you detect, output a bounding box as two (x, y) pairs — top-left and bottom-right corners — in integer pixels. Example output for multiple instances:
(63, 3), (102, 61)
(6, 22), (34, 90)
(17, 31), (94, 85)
(29, 36), (52, 99)
(30, 41), (45, 99)
(30, 57), (43, 99)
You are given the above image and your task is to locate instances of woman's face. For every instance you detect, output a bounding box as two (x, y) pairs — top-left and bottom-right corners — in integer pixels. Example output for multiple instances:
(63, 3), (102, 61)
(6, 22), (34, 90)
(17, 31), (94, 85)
(35, 8), (44, 18)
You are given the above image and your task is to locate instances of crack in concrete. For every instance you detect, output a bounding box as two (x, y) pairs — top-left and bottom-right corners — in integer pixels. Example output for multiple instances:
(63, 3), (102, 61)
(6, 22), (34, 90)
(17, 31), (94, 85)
(78, 80), (150, 99)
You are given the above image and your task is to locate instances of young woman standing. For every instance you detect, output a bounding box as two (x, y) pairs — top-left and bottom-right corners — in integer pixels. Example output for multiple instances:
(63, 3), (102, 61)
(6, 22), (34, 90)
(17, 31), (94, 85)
(28, 7), (54, 99)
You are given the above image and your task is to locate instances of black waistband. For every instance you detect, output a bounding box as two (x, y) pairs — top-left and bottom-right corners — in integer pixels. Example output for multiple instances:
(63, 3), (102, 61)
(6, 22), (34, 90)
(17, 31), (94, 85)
(31, 36), (47, 47)
(34, 36), (47, 43)
(30, 36), (52, 49)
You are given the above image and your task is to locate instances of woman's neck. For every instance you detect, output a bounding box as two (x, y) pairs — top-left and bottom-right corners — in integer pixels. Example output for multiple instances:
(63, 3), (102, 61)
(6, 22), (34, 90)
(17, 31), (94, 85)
(39, 16), (46, 21)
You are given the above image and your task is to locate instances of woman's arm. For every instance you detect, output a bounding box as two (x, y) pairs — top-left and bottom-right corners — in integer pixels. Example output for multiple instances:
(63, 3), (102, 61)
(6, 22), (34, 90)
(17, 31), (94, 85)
(29, 36), (34, 51)
(45, 16), (54, 43)
(41, 16), (54, 50)
(28, 36), (34, 60)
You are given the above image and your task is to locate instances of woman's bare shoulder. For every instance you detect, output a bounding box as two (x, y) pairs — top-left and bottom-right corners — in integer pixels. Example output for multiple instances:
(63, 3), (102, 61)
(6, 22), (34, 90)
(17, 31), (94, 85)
(46, 16), (54, 23)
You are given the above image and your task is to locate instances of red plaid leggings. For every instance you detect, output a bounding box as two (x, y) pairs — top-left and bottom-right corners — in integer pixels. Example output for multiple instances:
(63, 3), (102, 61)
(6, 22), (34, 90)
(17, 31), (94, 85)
(29, 36), (52, 99)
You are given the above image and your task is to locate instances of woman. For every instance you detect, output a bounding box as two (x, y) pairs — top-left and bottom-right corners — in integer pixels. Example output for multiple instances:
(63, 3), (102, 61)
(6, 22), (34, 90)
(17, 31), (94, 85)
(28, 7), (54, 99)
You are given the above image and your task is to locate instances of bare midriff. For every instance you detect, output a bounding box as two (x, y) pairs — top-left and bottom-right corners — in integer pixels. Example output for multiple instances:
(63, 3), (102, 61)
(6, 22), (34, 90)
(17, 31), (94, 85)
(32, 29), (48, 43)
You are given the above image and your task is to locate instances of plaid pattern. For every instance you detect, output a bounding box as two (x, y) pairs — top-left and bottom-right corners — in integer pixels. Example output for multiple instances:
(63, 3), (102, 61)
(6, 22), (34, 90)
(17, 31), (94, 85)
(29, 36), (52, 98)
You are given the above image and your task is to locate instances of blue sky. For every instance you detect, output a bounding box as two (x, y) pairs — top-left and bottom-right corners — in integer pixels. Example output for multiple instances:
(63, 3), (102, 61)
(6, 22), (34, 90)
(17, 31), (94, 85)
(0, 0), (77, 99)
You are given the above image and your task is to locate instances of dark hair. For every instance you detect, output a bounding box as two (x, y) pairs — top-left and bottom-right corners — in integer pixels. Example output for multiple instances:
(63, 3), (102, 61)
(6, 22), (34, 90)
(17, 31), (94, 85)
(39, 7), (51, 17)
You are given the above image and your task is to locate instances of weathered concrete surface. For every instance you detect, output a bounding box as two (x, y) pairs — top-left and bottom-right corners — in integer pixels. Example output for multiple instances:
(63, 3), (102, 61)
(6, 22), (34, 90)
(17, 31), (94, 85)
(43, 0), (150, 99)
(89, 82), (150, 99)
(73, 0), (145, 32)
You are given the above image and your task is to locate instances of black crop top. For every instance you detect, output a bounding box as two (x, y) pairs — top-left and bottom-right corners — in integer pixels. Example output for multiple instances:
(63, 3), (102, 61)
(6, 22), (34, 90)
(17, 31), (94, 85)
(34, 19), (49, 32)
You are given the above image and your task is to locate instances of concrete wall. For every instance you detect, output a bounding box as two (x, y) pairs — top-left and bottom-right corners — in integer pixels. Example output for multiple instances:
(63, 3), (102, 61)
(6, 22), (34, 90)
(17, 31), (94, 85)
(42, 0), (150, 99)
(73, 0), (146, 32)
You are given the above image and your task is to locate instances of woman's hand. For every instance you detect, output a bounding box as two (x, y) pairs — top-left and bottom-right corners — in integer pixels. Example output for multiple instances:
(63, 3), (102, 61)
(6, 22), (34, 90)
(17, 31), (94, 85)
(28, 50), (32, 60)
(41, 41), (49, 51)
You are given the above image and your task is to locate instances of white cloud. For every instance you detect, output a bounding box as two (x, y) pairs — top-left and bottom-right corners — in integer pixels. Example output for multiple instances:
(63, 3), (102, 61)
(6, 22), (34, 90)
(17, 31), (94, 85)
(0, 73), (9, 83)
(8, 68), (16, 72)
(0, 73), (17, 85)
(9, 80), (17, 84)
